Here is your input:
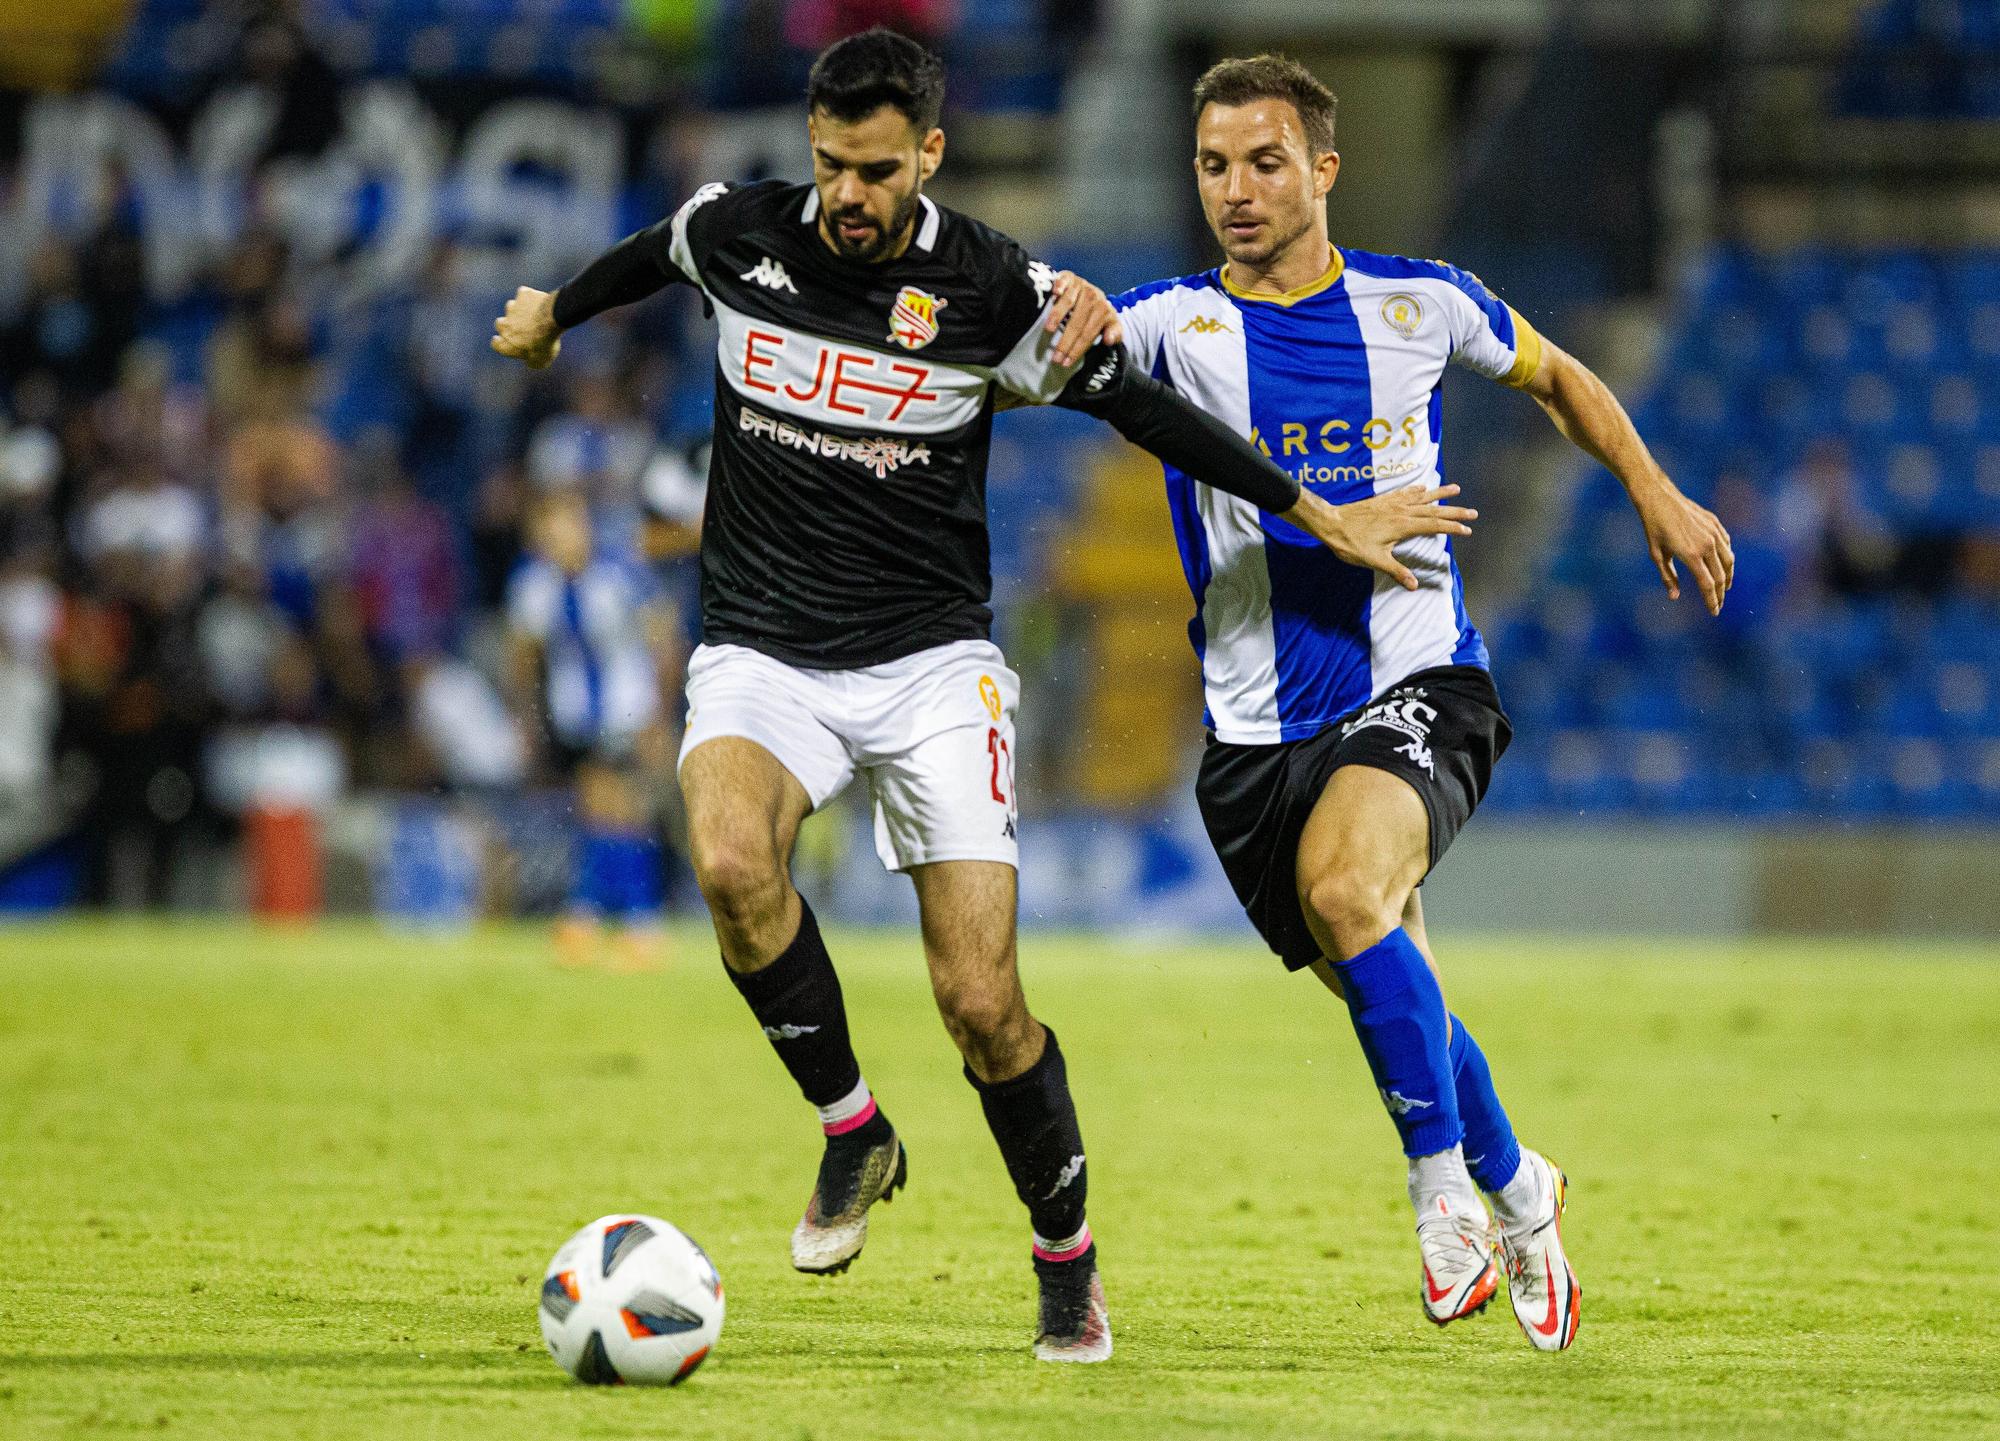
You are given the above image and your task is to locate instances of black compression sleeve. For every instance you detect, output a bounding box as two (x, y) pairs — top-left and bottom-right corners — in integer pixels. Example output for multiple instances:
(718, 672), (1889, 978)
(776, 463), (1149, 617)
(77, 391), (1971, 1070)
(1054, 344), (1302, 513)
(550, 220), (677, 331)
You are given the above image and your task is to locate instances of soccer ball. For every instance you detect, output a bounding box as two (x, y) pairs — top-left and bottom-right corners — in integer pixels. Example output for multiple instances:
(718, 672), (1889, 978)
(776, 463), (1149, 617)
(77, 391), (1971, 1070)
(538, 1214), (724, 1385)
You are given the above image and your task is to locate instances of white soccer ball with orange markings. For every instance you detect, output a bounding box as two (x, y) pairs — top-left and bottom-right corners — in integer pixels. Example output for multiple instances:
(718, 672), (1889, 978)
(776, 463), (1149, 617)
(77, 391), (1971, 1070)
(538, 1214), (724, 1385)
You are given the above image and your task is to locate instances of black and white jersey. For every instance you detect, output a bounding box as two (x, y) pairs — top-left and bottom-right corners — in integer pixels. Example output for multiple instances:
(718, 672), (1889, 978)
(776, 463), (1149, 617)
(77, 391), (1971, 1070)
(635, 179), (1088, 670)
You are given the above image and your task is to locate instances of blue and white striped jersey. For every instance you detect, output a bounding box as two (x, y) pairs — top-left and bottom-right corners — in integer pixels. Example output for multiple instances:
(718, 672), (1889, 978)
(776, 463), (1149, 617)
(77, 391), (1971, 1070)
(507, 556), (663, 748)
(1115, 246), (1543, 744)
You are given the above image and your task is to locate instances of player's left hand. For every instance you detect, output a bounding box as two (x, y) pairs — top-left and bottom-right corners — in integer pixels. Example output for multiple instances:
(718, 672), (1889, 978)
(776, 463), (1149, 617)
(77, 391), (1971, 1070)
(1044, 272), (1123, 368)
(1637, 486), (1734, 616)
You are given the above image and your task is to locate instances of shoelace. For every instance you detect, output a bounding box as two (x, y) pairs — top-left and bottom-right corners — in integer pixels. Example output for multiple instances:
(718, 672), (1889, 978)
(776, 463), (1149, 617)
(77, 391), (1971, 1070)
(1416, 1210), (1489, 1273)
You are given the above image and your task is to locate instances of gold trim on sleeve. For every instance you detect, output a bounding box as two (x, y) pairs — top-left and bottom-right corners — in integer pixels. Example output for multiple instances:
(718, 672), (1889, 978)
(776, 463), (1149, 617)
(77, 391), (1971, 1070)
(1503, 305), (1545, 387)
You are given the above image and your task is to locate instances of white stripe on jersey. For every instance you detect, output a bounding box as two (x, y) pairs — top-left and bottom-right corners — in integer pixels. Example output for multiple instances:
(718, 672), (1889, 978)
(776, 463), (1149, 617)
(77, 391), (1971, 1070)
(1349, 287), (1459, 692)
(1118, 282), (1282, 739)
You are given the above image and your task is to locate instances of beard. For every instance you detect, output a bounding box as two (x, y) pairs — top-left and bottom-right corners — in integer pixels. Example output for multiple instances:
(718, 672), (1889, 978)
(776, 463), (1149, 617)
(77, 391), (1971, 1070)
(826, 184), (923, 263)
(1216, 208), (1314, 268)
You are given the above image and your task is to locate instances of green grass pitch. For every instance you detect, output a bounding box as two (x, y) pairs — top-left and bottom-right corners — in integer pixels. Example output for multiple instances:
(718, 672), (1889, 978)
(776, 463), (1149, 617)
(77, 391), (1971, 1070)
(2, 919), (1996, 1439)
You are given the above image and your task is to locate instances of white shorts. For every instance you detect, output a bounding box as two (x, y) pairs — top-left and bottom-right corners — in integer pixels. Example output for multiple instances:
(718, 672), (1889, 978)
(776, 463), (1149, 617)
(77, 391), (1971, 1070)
(679, 639), (1020, 873)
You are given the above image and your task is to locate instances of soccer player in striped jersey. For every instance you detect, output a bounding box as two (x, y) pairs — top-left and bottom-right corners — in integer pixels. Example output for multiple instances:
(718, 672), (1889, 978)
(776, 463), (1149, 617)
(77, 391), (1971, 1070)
(507, 489), (675, 971)
(1114, 56), (1735, 1350)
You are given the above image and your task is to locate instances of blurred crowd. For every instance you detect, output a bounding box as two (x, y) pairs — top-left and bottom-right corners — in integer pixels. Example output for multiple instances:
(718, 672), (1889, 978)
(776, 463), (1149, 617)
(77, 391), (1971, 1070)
(0, 1), (1108, 909)
(0, 201), (714, 905)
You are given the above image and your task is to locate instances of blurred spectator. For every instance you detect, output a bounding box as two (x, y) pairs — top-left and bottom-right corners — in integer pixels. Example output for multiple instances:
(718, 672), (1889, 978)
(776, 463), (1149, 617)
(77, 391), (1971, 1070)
(347, 435), (459, 664)
(93, 342), (210, 490)
(0, 540), (62, 865)
(197, 562), (287, 720)
(405, 651), (529, 794)
(526, 373), (652, 500)
(210, 291), (319, 429)
(56, 519), (216, 907)
(470, 463), (530, 611)
(2, 242), (124, 402)
(1774, 439), (1902, 597)
(217, 15), (341, 166)
(78, 457), (207, 598)
(640, 435), (708, 668)
(506, 489), (672, 966)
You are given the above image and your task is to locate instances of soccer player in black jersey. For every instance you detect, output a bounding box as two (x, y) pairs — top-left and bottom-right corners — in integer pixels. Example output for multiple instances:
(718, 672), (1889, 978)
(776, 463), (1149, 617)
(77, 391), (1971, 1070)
(492, 28), (1467, 1363)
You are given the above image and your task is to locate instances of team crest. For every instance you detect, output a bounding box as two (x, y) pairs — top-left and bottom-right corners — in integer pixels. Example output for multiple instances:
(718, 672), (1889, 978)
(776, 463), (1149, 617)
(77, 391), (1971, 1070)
(888, 285), (948, 350)
(1381, 292), (1424, 340)
(978, 674), (1002, 721)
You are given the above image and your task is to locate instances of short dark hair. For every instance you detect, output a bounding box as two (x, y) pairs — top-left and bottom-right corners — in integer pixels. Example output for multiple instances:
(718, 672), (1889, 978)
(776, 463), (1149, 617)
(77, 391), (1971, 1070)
(807, 27), (947, 134)
(1191, 54), (1337, 157)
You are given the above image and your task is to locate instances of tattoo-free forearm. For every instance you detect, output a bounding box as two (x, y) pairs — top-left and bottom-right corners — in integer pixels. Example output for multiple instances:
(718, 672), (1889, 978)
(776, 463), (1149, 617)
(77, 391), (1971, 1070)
(1533, 352), (1669, 499)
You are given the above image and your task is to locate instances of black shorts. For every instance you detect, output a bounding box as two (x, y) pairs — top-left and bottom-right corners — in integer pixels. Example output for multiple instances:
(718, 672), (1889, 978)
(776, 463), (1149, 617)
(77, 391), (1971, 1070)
(1195, 665), (1511, 972)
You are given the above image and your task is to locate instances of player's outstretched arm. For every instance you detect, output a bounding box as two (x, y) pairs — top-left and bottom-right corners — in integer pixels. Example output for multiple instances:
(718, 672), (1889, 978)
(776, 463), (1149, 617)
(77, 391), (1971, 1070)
(490, 220), (677, 369)
(1054, 344), (1476, 589)
(1522, 338), (1735, 615)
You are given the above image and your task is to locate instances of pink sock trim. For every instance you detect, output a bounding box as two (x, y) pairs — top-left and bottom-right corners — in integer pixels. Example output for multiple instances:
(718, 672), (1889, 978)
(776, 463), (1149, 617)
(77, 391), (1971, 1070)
(822, 1095), (878, 1136)
(1032, 1225), (1093, 1263)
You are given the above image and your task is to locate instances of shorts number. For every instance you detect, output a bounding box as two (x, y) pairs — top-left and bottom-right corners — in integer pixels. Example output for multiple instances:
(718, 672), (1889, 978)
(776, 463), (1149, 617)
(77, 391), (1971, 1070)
(987, 727), (1013, 805)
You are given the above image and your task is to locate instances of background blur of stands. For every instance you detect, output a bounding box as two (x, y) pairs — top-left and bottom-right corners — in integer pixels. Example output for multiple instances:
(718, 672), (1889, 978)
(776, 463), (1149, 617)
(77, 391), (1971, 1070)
(0, 0), (1996, 936)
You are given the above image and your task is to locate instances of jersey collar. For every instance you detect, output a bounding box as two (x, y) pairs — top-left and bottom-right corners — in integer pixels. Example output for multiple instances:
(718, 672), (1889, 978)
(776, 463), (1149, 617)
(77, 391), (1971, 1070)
(799, 187), (942, 254)
(1219, 245), (1345, 307)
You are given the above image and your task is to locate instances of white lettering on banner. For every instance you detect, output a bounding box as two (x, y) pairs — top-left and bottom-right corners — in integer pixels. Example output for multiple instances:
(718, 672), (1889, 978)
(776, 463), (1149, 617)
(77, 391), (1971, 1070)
(737, 404), (934, 480)
(3, 89), (622, 306)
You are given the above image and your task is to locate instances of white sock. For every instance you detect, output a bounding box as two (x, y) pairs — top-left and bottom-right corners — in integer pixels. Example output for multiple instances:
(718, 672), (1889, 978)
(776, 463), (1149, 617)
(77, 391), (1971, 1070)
(816, 1076), (874, 1131)
(1491, 1151), (1546, 1231)
(1407, 1144), (1481, 1218)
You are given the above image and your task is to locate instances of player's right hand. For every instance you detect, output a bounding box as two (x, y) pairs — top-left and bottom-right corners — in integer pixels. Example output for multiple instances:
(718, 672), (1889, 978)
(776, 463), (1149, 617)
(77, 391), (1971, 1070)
(492, 286), (562, 369)
(1635, 486), (1734, 616)
(1287, 484), (1477, 591)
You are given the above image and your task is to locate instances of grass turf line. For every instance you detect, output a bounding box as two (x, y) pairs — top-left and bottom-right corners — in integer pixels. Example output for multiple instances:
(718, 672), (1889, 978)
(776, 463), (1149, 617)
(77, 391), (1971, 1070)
(0, 919), (1996, 1439)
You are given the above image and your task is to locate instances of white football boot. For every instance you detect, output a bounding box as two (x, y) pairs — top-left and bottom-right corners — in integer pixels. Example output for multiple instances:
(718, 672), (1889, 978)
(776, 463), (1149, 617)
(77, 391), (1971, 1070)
(1416, 1189), (1501, 1325)
(790, 1130), (907, 1274)
(1495, 1149), (1580, 1351)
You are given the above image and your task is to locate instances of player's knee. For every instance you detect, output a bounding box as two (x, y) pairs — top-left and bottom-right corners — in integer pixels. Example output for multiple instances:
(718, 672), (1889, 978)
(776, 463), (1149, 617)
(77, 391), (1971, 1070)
(689, 838), (785, 929)
(936, 981), (1022, 1055)
(1301, 867), (1404, 960)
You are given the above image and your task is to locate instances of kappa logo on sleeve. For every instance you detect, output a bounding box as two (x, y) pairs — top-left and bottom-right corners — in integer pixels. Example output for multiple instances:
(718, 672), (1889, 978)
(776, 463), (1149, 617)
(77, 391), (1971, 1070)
(1026, 259), (1057, 308)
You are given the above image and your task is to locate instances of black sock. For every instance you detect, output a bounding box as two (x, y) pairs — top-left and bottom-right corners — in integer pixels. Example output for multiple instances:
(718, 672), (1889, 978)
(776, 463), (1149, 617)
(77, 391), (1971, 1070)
(725, 899), (867, 1114)
(965, 1025), (1090, 1256)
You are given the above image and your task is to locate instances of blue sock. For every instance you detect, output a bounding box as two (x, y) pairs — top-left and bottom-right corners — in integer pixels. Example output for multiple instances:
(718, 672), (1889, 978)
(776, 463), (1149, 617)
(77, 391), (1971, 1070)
(1332, 928), (1462, 1158)
(573, 827), (622, 914)
(1448, 1015), (1522, 1192)
(609, 834), (664, 920)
